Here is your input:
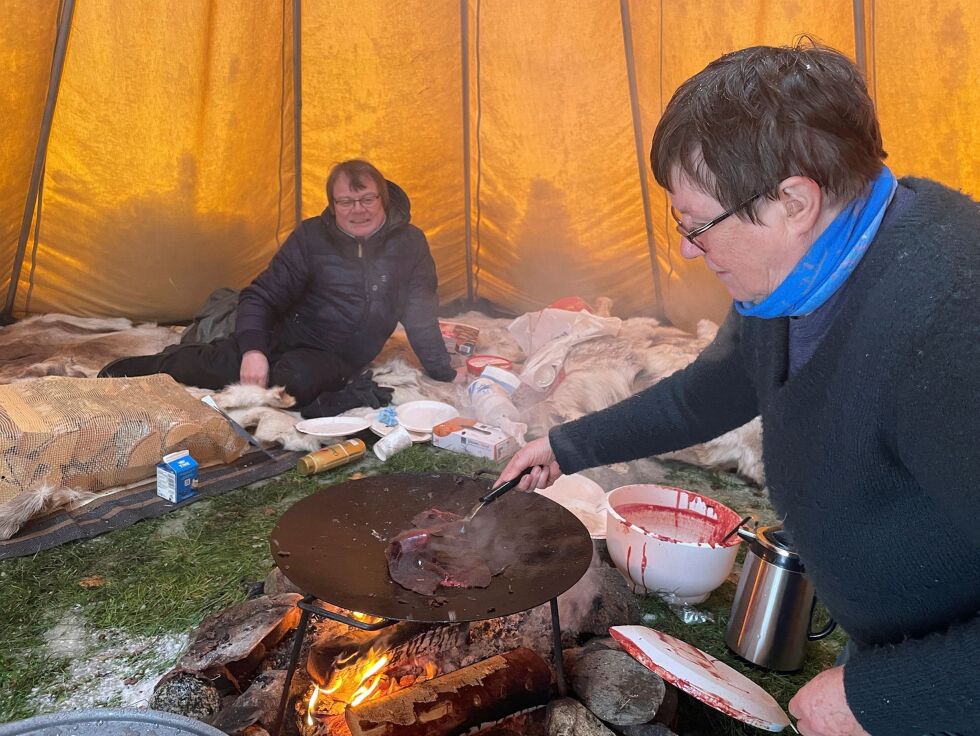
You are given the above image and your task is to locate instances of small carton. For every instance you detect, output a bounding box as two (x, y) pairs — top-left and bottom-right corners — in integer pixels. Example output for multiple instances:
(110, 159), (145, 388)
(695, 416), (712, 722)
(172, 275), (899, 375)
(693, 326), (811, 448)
(439, 320), (480, 355)
(156, 450), (199, 503)
(431, 418), (518, 461)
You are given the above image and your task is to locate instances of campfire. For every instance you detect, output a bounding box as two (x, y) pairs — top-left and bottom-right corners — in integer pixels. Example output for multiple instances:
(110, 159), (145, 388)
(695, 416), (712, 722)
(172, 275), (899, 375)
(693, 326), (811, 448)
(304, 637), (442, 728)
(149, 474), (679, 736)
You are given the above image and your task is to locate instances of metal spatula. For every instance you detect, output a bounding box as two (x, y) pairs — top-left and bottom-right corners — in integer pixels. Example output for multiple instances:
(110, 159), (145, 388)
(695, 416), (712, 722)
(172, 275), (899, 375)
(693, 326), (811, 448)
(460, 467), (533, 532)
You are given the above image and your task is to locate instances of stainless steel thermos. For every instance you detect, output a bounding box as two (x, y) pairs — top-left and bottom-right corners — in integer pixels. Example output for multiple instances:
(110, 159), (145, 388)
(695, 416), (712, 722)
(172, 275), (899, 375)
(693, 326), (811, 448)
(725, 525), (836, 671)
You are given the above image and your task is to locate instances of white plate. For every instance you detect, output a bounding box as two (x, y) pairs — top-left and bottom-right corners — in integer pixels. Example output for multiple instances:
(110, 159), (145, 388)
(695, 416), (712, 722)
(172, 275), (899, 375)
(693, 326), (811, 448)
(369, 416), (431, 443)
(610, 626), (791, 732)
(396, 400), (459, 434)
(536, 473), (607, 538)
(295, 416), (371, 438)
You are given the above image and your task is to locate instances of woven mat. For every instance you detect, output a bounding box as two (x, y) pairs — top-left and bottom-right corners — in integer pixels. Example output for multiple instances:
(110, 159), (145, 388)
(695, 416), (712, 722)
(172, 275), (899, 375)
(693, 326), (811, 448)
(0, 448), (302, 560)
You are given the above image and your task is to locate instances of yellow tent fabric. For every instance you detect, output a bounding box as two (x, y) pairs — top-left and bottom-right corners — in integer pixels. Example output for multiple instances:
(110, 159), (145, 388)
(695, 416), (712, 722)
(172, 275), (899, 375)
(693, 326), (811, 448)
(2, 1), (978, 331)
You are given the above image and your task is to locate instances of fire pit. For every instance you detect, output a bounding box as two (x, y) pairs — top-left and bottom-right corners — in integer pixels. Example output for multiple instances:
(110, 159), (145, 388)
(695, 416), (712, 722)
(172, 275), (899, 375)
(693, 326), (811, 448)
(268, 472), (594, 735)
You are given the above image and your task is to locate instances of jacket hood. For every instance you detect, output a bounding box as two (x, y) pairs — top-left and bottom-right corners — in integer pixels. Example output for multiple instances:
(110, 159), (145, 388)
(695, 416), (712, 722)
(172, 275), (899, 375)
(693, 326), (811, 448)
(320, 179), (411, 236)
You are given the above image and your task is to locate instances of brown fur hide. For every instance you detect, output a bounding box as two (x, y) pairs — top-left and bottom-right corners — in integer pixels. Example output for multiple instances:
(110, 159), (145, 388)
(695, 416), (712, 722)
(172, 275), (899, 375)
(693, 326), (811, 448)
(0, 314), (180, 383)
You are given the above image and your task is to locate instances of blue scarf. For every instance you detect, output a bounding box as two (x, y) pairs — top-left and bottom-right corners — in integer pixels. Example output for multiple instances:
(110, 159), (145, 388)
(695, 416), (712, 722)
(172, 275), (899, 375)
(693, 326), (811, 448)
(735, 166), (898, 318)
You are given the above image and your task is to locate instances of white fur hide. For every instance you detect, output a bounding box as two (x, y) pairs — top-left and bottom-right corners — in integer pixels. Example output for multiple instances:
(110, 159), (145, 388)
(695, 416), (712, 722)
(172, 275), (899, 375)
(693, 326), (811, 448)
(0, 309), (766, 531)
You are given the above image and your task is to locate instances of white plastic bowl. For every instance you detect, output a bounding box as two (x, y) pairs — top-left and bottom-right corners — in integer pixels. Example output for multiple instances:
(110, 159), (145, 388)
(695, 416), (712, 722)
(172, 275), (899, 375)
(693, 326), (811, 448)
(606, 484), (742, 604)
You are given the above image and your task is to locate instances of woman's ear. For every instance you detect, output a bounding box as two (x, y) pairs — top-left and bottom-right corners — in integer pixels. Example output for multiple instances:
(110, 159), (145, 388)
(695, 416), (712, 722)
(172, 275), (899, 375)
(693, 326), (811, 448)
(777, 176), (822, 234)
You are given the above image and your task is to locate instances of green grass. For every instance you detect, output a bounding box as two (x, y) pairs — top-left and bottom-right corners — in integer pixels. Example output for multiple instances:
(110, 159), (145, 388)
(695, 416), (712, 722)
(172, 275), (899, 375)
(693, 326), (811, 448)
(0, 446), (841, 733)
(0, 446), (489, 721)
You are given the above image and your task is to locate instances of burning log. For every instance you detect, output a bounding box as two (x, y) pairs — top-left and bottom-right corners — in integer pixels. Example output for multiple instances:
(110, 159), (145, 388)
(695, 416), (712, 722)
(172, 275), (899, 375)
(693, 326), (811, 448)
(344, 647), (551, 736)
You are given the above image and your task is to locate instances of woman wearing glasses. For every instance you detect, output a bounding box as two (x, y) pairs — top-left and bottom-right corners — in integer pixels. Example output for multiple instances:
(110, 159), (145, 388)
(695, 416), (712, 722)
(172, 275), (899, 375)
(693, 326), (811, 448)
(500, 42), (978, 736)
(101, 159), (456, 415)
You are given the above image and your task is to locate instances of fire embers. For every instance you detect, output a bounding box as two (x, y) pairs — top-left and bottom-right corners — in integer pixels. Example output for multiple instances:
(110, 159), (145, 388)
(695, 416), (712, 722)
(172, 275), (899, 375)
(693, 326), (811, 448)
(385, 509), (513, 596)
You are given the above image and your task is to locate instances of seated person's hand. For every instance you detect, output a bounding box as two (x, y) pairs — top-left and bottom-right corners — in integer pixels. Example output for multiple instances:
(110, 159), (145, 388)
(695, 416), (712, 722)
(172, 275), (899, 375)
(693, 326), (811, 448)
(426, 364), (457, 382)
(240, 350), (270, 387)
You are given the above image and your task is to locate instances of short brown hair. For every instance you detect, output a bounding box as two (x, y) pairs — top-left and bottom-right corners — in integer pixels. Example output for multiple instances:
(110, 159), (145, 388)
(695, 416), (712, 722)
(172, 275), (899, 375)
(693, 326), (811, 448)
(325, 159), (390, 211)
(651, 40), (886, 221)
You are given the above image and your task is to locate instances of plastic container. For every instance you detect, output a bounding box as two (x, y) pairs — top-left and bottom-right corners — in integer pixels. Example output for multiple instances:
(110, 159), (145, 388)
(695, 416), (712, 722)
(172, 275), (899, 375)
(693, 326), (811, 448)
(480, 365), (521, 395)
(296, 438), (366, 476)
(467, 377), (522, 426)
(466, 354), (514, 376)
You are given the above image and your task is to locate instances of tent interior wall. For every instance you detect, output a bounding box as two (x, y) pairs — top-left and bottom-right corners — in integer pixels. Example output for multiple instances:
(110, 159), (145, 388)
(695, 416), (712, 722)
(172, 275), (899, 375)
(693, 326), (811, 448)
(2, 1), (978, 332)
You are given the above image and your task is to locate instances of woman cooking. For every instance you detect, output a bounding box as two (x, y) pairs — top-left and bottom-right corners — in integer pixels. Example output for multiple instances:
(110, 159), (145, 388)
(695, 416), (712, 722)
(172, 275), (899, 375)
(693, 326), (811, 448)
(498, 41), (979, 736)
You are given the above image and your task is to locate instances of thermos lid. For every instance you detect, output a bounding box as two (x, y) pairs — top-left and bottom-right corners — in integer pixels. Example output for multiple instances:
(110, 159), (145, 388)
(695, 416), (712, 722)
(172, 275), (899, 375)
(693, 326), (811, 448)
(751, 525), (806, 572)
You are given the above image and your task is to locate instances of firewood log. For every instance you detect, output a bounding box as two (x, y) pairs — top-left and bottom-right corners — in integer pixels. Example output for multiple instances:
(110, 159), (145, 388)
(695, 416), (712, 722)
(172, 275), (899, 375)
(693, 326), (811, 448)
(345, 647), (551, 736)
(129, 429), (162, 468)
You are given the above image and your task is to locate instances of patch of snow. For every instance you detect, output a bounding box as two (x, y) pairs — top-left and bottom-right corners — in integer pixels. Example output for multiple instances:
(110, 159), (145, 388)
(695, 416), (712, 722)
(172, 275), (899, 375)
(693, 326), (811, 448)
(32, 607), (189, 713)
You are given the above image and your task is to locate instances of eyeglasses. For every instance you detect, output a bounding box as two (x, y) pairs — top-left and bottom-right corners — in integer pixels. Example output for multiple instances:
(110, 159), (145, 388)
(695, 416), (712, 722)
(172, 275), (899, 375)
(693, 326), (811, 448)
(334, 193), (381, 210)
(670, 192), (764, 252)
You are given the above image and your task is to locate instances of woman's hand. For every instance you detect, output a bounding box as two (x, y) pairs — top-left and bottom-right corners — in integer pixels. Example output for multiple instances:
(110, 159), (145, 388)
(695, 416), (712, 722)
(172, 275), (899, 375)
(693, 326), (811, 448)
(789, 667), (870, 736)
(239, 350), (270, 387)
(495, 437), (562, 491)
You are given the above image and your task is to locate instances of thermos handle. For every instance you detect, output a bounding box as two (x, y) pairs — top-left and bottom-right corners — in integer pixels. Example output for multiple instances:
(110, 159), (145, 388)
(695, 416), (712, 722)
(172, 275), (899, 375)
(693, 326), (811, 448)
(807, 596), (838, 640)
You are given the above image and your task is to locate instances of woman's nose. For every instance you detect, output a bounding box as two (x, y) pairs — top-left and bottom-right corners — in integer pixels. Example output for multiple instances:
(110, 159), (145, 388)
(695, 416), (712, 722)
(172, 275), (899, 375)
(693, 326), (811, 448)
(679, 235), (705, 259)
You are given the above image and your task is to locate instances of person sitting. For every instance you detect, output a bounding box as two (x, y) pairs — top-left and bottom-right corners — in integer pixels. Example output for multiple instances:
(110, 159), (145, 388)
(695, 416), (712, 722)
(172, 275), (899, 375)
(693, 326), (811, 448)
(498, 41), (978, 736)
(100, 159), (456, 416)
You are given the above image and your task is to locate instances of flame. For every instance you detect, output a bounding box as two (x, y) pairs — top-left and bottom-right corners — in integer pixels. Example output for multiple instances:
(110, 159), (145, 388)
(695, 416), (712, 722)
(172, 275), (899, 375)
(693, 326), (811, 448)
(308, 647), (391, 721)
(305, 685), (320, 727)
(350, 610), (383, 625)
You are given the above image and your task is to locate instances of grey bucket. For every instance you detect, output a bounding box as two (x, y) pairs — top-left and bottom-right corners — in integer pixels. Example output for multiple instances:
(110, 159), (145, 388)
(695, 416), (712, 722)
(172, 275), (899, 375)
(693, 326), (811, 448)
(0, 709), (226, 736)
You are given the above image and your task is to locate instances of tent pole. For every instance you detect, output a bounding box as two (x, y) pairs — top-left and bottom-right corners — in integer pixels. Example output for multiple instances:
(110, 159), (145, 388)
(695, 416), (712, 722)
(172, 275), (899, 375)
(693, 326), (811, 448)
(619, 0), (665, 321)
(853, 0), (868, 78)
(292, 0), (303, 225)
(2, 0), (76, 323)
(852, 0), (877, 102)
(460, 0), (475, 305)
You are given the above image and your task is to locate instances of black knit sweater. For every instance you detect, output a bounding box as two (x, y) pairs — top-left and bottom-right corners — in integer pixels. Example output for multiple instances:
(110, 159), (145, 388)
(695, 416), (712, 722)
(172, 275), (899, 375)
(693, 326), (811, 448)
(550, 178), (979, 735)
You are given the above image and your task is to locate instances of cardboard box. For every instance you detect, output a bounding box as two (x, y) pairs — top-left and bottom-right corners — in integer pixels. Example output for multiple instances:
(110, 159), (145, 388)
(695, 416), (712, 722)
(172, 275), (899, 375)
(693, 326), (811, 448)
(432, 418), (518, 461)
(156, 450), (199, 503)
(439, 320), (480, 355)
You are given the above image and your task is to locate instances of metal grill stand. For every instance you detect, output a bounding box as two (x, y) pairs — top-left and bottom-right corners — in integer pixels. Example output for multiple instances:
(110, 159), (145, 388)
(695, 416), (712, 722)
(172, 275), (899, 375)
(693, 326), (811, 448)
(273, 594), (567, 736)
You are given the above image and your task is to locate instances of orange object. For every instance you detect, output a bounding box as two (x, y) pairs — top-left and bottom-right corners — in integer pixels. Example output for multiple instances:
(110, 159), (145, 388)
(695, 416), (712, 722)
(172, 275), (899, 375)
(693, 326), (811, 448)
(466, 355), (514, 375)
(548, 296), (594, 313)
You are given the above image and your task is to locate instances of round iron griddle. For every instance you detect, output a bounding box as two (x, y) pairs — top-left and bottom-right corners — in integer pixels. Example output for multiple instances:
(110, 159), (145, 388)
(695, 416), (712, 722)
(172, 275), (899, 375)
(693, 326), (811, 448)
(270, 472), (594, 623)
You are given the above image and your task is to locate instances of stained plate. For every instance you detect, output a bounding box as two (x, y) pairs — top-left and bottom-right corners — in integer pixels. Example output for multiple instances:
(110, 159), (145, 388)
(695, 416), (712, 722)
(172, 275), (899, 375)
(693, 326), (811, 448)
(295, 416), (371, 438)
(610, 626), (791, 732)
(535, 473), (607, 538)
(396, 400), (459, 433)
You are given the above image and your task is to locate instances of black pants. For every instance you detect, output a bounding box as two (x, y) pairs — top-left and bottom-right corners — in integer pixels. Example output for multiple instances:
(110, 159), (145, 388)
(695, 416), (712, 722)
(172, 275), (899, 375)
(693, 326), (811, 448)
(99, 336), (352, 407)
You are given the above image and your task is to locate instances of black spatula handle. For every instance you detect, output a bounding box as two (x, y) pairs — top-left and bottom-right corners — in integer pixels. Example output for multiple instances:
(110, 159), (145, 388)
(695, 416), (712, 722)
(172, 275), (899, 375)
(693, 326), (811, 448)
(479, 467), (533, 504)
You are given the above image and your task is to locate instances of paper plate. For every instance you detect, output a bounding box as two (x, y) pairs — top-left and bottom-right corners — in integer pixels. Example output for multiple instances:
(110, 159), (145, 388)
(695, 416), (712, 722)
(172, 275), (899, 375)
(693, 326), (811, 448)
(295, 416), (371, 438)
(535, 473), (607, 538)
(396, 400), (459, 434)
(369, 415), (431, 443)
(610, 626), (791, 732)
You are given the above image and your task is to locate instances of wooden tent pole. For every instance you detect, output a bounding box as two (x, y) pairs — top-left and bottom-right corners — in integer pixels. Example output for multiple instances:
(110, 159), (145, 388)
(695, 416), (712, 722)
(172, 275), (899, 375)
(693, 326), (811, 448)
(619, 0), (665, 322)
(460, 0), (475, 304)
(2, 0), (76, 323)
(852, 0), (877, 102)
(293, 0), (303, 225)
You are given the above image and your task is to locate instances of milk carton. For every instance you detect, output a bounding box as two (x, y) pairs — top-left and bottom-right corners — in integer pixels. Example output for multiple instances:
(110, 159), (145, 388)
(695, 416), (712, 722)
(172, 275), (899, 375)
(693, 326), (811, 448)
(156, 450), (199, 502)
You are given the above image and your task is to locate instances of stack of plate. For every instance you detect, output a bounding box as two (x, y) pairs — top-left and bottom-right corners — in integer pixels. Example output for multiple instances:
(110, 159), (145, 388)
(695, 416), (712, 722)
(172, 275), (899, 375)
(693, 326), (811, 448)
(293, 400), (460, 444)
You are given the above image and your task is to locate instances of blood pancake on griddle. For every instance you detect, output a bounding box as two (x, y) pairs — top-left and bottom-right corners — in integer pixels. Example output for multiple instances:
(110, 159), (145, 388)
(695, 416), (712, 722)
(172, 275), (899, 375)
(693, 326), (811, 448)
(269, 473), (593, 623)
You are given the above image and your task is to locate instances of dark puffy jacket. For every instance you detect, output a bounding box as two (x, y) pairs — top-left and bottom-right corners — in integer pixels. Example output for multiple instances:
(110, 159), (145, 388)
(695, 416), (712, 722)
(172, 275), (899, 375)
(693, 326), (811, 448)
(234, 181), (454, 381)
